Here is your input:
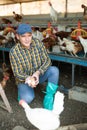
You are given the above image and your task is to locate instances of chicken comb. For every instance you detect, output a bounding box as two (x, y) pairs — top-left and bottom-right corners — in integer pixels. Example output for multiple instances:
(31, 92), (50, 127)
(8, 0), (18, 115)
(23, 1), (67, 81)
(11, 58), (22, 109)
(19, 99), (25, 106)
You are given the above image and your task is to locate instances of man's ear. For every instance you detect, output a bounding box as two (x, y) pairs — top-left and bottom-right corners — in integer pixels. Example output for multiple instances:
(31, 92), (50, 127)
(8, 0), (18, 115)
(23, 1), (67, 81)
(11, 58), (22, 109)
(15, 34), (19, 40)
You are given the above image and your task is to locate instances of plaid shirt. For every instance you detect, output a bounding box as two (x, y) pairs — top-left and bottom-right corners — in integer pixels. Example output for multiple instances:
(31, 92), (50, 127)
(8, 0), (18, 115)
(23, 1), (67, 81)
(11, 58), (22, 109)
(9, 38), (51, 84)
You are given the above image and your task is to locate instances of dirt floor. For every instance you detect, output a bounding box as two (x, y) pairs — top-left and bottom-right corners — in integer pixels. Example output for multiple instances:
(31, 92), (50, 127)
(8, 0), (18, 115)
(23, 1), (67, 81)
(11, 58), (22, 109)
(0, 61), (87, 130)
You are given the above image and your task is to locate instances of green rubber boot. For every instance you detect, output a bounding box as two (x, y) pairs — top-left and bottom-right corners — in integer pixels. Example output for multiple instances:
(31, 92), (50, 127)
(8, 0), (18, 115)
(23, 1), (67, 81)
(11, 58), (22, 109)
(43, 82), (58, 110)
(18, 95), (20, 102)
(17, 92), (20, 102)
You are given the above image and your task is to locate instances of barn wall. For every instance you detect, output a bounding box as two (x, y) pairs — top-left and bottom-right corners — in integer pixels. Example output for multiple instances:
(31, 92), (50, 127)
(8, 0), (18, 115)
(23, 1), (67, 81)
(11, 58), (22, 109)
(0, 0), (87, 16)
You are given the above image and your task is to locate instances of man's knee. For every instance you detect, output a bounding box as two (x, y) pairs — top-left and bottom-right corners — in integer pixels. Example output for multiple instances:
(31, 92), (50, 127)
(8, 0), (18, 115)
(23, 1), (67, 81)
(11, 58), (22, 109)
(50, 66), (59, 76)
(18, 83), (35, 104)
(22, 93), (35, 104)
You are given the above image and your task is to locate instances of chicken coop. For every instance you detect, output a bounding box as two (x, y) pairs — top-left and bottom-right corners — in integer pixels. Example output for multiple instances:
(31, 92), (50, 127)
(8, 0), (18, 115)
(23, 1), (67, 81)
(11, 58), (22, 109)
(0, 0), (87, 86)
(0, 0), (87, 130)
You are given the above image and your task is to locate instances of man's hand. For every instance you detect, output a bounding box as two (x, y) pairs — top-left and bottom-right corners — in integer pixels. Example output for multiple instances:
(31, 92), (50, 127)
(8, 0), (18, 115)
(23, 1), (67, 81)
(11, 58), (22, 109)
(25, 76), (36, 88)
(32, 71), (40, 85)
(25, 71), (40, 88)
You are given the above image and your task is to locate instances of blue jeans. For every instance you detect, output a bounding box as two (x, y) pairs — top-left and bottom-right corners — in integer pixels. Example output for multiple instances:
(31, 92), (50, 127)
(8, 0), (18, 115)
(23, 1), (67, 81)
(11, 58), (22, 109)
(18, 66), (59, 103)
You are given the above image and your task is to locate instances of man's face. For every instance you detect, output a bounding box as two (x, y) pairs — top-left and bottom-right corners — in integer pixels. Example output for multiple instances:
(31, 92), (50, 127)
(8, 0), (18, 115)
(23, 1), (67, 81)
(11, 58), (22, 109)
(16, 32), (32, 48)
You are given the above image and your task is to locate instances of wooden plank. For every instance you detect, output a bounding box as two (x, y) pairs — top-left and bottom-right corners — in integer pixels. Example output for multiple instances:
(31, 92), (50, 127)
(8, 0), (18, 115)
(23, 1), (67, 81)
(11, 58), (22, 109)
(57, 123), (87, 130)
(48, 52), (87, 67)
(0, 84), (13, 113)
(69, 86), (87, 103)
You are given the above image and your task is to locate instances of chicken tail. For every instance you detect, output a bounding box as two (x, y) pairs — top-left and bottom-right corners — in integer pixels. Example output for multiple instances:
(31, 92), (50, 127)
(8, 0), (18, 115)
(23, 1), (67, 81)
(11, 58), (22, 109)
(52, 91), (64, 116)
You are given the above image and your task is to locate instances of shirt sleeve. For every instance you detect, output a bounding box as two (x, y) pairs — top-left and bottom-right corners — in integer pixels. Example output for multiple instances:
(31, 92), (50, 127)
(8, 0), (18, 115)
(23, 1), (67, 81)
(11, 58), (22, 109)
(37, 39), (52, 75)
(9, 50), (28, 82)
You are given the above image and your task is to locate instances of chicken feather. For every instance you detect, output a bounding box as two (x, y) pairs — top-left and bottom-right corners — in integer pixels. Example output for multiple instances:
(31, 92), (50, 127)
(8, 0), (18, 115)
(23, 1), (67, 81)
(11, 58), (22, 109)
(19, 91), (64, 130)
(48, 1), (58, 23)
(78, 36), (87, 57)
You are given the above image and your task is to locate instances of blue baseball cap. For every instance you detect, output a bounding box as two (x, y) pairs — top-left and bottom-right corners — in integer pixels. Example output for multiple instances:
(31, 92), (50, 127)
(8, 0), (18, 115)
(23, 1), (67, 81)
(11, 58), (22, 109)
(16, 23), (32, 35)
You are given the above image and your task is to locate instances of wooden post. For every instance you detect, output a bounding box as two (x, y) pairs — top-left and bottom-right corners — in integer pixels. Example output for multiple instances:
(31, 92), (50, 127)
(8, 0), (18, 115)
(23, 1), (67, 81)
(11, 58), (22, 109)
(65, 0), (68, 18)
(0, 84), (13, 113)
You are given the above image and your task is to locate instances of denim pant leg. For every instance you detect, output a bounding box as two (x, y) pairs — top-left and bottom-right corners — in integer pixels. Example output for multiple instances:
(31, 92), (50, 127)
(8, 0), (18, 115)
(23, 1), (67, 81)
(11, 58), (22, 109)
(39, 66), (59, 85)
(18, 83), (35, 104)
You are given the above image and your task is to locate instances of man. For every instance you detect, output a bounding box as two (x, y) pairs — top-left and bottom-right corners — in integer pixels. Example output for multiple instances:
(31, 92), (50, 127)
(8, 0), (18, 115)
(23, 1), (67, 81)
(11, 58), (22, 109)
(9, 23), (59, 110)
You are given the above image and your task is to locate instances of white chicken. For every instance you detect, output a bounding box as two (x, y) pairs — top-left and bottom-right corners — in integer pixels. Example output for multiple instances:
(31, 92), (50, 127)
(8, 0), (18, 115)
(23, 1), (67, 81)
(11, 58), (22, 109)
(78, 36), (87, 57)
(19, 91), (64, 130)
(58, 36), (65, 46)
(63, 38), (77, 56)
(48, 1), (58, 23)
(32, 30), (44, 41)
(58, 37), (82, 57)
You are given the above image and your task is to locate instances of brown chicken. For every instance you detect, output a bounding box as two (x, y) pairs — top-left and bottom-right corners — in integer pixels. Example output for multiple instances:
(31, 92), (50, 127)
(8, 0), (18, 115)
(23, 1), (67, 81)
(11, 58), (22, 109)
(0, 35), (8, 45)
(81, 4), (87, 20)
(58, 37), (83, 56)
(55, 31), (71, 40)
(3, 27), (16, 35)
(42, 36), (58, 51)
(1, 18), (12, 24)
(0, 63), (13, 89)
(13, 11), (22, 22)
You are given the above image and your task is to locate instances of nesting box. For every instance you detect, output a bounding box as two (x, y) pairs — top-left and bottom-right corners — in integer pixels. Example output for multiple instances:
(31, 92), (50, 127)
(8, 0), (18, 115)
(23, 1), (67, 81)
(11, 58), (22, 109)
(68, 86), (87, 103)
